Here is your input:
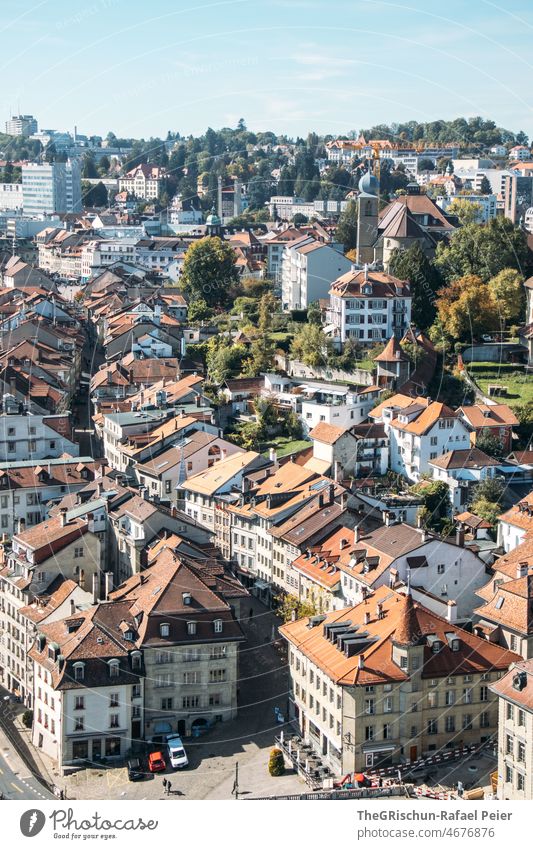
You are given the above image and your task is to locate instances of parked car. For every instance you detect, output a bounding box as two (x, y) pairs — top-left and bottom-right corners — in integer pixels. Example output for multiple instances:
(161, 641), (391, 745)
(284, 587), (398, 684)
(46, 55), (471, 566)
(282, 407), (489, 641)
(166, 735), (188, 769)
(127, 758), (145, 781)
(148, 751), (166, 773)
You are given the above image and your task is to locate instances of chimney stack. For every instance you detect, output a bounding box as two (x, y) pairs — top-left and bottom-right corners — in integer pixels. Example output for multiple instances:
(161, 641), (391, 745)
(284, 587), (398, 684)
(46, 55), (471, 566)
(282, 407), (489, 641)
(364, 611), (371, 625)
(517, 562), (529, 579)
(446, 599), (457, 623)
(456, 526), (465, 548)
(354, 525), (360, 544)
(104, 571), (113, 600)
(328, 482), (335, 505)
(70, 599), (76, 616)
(59, 507), (68, 527)
(358, 653), (364, 670)
(92, 572), (99, 604)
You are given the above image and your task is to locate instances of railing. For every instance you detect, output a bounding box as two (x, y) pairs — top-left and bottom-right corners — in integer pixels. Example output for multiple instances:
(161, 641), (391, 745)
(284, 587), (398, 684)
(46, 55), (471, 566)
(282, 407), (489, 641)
(246, 786), (415, 800)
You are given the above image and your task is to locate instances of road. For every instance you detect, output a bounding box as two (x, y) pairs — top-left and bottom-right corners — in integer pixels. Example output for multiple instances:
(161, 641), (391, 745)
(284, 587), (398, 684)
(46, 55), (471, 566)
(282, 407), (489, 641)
(0, 689), (55, 800)
(0, 735), (55, 800)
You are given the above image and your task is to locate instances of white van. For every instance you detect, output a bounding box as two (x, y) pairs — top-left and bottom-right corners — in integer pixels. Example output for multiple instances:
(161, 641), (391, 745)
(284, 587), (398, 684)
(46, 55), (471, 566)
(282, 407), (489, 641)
(166, 734), (188, 769)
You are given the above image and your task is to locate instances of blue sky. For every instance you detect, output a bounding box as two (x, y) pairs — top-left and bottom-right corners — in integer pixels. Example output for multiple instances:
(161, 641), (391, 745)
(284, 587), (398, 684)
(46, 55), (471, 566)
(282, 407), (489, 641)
(1, 0), (532, 140)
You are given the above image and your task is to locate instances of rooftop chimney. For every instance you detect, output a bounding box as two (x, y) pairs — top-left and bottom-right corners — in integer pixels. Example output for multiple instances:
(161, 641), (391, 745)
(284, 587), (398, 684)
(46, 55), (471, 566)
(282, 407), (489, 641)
(328, 482), (335, 505)
(364, 611), (371, 625)
(354, 525), (361, 544)
(358, 653), (364, 670)
(517, 562), (529, 579)
(59, 507), (68, 527)
(446, 599), (457, 623)
(70, 599), (76, 616)
(104, 571), (113, 600)
(456, 526), (465, 548)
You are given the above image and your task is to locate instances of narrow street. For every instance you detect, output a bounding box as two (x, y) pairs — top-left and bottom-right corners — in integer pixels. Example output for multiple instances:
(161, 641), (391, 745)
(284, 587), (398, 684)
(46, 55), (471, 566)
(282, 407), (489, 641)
(0, 688), (55, 800)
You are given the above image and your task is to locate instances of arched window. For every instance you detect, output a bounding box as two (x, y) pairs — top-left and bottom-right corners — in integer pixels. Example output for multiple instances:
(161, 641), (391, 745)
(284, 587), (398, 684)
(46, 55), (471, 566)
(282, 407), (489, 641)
(73, 662), (85, 681)
(108, 659), (120, 678)
(160, 623), (170, 638)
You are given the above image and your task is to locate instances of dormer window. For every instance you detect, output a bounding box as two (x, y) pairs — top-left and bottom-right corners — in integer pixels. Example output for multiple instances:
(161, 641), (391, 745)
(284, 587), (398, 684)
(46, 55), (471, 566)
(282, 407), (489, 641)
(108, 659), (120, 678)
(187, 621), (197, 636)
(73, 662), (85, 681)
(160, 623), (170, 638)
(214, 619), (223, 634)
(131, 651), (142, 670)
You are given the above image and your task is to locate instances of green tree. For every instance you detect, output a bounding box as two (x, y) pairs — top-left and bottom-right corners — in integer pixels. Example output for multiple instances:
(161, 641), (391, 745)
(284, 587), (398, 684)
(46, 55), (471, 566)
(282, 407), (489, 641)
(275, 593), (317, 623)
(292, 212), (308, 225)
(435, 218), (528, 283)
(82, 180), (108, 207)
(469, 476), (505, 506)
(388, 243), (442, 329)
(291, 324), (329, 367)
(475, 432), (504, 458)
(258, 292), (277, 333)
(306, 300), (322, 327)
(22, 709), (33, 728)
(243, 334), (275, 376)
(82, 153), (98, 178)
(487, 268), (524, 328)
(446, 198), (482, 226)
(335, 199), (358, 251)
(480, 175), (492, 194)
(409, 480), (451, 528)
(205, 337), (246, 383)
(187, 298), (214, 323)
(181, 237), (240, 308)
(469, 496), (500, 526)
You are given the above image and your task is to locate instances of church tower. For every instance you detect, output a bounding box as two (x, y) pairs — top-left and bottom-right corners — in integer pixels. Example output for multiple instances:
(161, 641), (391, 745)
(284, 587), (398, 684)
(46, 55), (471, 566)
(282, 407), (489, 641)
(356, 167), (379, 265)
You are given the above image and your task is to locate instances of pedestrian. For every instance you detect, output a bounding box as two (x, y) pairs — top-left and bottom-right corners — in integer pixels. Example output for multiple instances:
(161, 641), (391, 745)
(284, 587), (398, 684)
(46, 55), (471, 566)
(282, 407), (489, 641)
(162, 777), (168, 793)
(167, 780), (172, 796)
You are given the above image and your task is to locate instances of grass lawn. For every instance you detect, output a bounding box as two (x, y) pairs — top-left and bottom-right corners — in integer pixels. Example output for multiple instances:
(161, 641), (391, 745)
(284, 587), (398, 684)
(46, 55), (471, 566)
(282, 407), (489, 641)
(270, 331), (294, 342)
(261, 436), (311, 458)
(353, 357), (376, 372)
(467, 361), (533, 408)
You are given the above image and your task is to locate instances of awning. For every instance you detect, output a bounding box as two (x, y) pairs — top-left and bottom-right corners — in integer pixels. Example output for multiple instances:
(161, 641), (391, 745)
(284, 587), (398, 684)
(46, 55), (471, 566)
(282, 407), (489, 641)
(153, 721), (172, 734)
(361, 742), (396, 752)
(254, 579), (270, 591)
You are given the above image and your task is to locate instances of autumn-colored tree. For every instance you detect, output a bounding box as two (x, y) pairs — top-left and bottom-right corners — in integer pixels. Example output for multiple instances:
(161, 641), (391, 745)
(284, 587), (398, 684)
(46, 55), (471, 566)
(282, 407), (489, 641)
(435, 274), (499, 342)
(487, 268), (524, 328)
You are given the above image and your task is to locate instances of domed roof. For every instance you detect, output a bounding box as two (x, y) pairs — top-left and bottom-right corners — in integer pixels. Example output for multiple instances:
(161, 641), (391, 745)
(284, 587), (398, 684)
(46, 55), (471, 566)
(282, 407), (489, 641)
(206, 207), (221, 226)
(358, 170), (378, 196)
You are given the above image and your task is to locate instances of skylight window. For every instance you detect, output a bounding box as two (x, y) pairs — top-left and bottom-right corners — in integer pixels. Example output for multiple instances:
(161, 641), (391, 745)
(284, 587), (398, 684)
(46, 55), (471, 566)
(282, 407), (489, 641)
(495, 596), (504, 609)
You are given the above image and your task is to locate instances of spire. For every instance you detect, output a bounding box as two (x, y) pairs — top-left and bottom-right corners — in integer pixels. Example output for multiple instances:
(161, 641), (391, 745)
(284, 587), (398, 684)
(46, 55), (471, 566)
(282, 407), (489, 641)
(393, 593), (420, 646)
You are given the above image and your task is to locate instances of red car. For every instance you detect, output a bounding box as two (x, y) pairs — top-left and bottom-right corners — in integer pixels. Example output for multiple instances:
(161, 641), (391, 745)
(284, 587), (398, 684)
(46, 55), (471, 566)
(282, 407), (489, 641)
(148, 751), (166, 773)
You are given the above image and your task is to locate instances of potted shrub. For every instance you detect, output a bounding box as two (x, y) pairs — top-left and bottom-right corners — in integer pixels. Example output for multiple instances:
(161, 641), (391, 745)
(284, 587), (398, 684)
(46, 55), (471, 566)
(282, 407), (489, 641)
(268, 748), (285, 776)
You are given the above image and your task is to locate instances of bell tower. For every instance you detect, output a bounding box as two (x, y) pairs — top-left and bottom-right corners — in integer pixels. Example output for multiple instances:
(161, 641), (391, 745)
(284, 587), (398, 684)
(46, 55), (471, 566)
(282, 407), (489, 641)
(356, 167), (379, 265)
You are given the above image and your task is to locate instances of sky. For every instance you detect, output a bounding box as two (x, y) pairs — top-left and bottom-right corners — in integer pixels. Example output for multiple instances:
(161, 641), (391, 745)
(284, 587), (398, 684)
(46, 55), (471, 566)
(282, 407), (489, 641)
(1, 0), (533, 141)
